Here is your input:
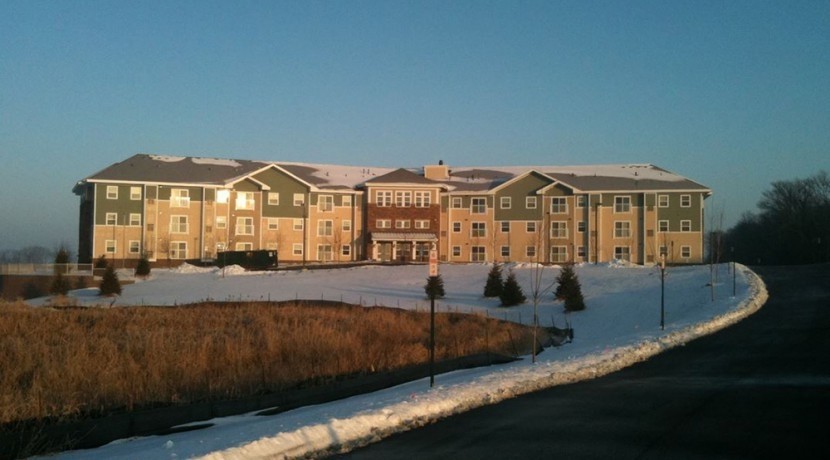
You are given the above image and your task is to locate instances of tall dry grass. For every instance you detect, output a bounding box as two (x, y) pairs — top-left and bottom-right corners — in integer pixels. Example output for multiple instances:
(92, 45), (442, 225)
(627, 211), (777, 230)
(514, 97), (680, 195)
(0, 300), (533, 425)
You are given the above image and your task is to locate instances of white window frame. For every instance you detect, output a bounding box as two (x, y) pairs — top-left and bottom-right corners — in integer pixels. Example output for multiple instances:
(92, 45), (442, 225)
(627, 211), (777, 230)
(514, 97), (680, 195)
(236, 242), (253, 251)
(680, 194), (691, 208)
(501, 246), (510, 258)
(293, 243), (303, 256)
(395, 219), (411, 229)
(658, 220), (669, 232)
(526, 196), (537, 209)
(614, 246), (631, 261)
(614, 221), (631, 238)
(268, 192), (280, 206)
(500, 197), (511, 209)
(317, 244), (333, 261)
(267, 218), (279, 231)
(577, 221), (586, 233)
(614, 196), (631, 213)
(501, 221), (510, 233)
(129, 213), (141, 227)
(341, 244), (351, 257)
(318, 219), (333, 236)
(293, 219), (304, 231)
(452, 221), (461, 233)
(576, 195), (586, 208)
(526, 246), (536, 258)
(471, 246), (486, 262)
(395, 191), (412, 207)
(577, 246), (586, 258)
(105, 212), (117, 226)
(471, 222), (486, 238)
(526, 221), (537, 233)
(376, 191), (392, 207)
(342, 195), (352, 207)
(236, 217), (254, 235)
(170, 215), (188, 234)
(471, 197), (486, 214)
(216, 189), (230, 204)
(681, 220), (692, 232)
(342, 219), (352, 231)
(550, 197), (567, 214)
(550, 246), (568, 263)
(216, 216), (227, 229)
(171, 188), (190, 208)
(658, 194), (669, 208)
(550, 221), (568, 239)
(170, 241), (187, 260)
(235, 191), (255, 210)
(452, 246), (461, 257)
(318, 195), (334, 212)
(293, 193), (305, 207)
(105, 239), (116, 254)
(376, 219), (391, 229)
(414, 191), (431, 208)
(451, 197), (463, 209)
(130, 186), (141, 200)
(681, 245), (692, 258)
(415, 219), (430, 229)
(129, 240), (141, 254)
(106, 186), (118, 200)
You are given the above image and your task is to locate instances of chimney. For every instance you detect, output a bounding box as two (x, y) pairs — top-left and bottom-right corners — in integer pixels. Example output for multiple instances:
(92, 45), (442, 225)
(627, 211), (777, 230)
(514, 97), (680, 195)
(424, 162), (449, 180)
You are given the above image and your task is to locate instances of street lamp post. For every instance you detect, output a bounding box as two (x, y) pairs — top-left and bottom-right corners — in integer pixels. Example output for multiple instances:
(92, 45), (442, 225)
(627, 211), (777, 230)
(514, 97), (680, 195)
(660, 247), (667, 330)
(731, 246), (736, 297)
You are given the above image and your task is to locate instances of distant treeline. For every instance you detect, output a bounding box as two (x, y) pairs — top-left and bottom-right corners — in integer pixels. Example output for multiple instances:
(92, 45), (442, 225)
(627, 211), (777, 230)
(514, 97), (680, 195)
(725, 171), (830, 265)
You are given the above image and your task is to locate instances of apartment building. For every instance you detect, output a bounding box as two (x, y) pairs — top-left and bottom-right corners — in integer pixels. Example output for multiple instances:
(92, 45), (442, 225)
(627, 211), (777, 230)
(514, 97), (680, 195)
(74, 154), (710, 266)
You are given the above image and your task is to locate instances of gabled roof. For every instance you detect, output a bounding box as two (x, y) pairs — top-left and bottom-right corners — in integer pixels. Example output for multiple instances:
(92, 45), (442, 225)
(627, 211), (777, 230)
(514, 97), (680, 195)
(81, 154), (264, 186)
(363, 168), (446, 188)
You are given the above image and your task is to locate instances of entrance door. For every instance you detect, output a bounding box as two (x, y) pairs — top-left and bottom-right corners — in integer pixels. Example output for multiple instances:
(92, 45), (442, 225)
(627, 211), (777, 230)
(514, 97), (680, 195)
(379, 242), (392, 262)
(415, 243), (430, 262)
(397, 242), (412, 263)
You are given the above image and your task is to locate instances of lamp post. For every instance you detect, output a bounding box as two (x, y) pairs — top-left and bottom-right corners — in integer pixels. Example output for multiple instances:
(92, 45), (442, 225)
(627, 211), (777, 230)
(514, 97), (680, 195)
(660, 246), (667, 330)
(731, 246), (736, 297)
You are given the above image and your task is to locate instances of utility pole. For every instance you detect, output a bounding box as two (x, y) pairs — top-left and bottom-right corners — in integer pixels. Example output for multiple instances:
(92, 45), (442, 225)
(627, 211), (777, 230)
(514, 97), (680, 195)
(660, 247), (667, 330)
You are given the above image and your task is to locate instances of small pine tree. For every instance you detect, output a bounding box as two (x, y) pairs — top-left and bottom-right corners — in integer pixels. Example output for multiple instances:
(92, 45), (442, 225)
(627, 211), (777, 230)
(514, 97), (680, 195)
(94, 255), (108, 269)
(424, 275), (446, 299)
(555, 264), (586, 311)
(483, 263), (504, 298)
(50, 272), (71, 296)
(499, 270), (526, 307)
(54, 246), (70, 275)
(135, 254), (151, 278)
(99, 265), (122, 296)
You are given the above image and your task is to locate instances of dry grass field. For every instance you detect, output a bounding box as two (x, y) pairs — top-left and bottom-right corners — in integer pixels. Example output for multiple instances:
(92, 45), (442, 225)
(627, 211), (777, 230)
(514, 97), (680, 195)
(0, 299), (534, 425)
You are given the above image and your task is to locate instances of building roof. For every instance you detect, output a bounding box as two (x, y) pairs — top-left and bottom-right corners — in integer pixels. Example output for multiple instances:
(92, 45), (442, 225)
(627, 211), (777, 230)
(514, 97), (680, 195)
(75, 154), (710, 195)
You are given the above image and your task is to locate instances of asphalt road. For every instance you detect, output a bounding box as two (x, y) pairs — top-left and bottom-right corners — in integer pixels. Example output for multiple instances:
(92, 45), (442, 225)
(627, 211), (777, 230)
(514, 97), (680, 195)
(339, 265), (830, 459)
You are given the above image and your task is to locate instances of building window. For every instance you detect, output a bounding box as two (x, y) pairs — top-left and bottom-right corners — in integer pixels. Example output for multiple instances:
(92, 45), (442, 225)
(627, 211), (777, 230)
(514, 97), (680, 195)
(415, 219), (430, 229)
(293, 219), (304, 231)
(471, 246), (486, 262)
(130, 186), (141, 200)
(451, 197), (463, 209)
(268, 192), (280, 205)
(376, 219), (391, 229)
(526, 221), (537, 233)
(526, 246), (536, 258)
(550, 246), (568, 263)
(216, 216), (227, 229)
(318, 220), (333, 236)
(681, 220), (692, 232)
(342, 244), (351, 257)
(577, 246), (586, 258)
(576, 195), (586, 208)
(105, 212), (117, 226)
(526, 196), (537, 209)
(106, 186), (118, 200)
(657, 220), (669, 232)
(614, 221), (631, 238)
(318, 244), (333, 261)
(472, 222), (486, 237)
(614, 196), (631, 213)
(294, 193), (305, 207)
(500, 197), (511, 209)
(471, 197), (486, 214)
(395, 191), (412, 207)
(105, 240), (116, 254)
(236, 242), (253, 251)
(452, 246), (461, 257)
(551, 197), (567, 214)
(170, 215), (188, 233)
(217, 189), (230, 204)
(681, 246), (691, 258)
(680, 194), (691, 208)
(452, 222), (461, 233)
(170, 241), (187, 259)
(268, 218), (279, 230)
(236, 217), (253, 235)
(501, 246), (510, 258)
(170, 189), (190, 207)
(342, 195), (352, 206)
(318, 195), (334, 212)
(658, 194), (669, 208)
(577, 221), (586, 233)
(376, 191), (392, 207)
(343, 219), (352, 231)
(395, 220), (411, 229)
(614, 246), (631, 261)
(236, 191), (255, 210)
(550, 221), (568, 238)
(129, 240), (141, 254)
(129, 213), (141, 226)
(293, 244), (303, 256)
(414, 191), (431, 208)
(501, 221), (510, 233)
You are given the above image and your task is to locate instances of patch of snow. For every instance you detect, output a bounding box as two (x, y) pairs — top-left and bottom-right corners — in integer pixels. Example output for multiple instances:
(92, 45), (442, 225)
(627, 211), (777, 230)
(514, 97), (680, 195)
(149, 155), (186, 163)
(192, 157), (243, 168)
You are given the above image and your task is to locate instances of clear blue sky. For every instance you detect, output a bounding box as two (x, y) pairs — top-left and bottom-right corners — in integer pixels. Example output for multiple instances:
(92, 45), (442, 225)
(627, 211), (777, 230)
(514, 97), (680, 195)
(1, 0), (828, 253)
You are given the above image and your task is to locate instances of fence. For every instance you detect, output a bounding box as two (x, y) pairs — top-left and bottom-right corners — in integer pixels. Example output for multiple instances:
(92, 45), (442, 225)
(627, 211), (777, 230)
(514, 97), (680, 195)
(0, 264), (94, 276)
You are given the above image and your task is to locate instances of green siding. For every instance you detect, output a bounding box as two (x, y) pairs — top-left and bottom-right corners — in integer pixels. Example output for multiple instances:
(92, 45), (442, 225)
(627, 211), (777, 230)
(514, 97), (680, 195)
(253, 167), (309, 218)
(157, 185), (203, 201)
(495, 173), (553, 221)
(657, 193), (704, 232)
(94, 183), (143, 225)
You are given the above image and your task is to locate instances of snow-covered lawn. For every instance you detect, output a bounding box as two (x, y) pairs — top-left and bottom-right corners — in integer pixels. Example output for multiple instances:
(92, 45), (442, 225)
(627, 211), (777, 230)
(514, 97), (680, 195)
(41, 262), (767, 459)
